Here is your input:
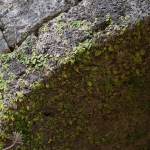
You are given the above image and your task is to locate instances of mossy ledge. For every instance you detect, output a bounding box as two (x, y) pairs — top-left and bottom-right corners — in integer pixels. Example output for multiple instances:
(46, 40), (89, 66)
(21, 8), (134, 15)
(0, 2), (150, 150)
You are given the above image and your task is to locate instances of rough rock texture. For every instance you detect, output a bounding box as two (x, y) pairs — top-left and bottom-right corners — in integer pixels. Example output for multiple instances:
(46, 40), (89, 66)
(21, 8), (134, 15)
(19, 0), (150, 64)
(0, 0), (79, 50)
(0, 0), (149, 53)
(0, 30), (10, 53)
(0, 0), (150, 119)
(0, 0), (150, 149)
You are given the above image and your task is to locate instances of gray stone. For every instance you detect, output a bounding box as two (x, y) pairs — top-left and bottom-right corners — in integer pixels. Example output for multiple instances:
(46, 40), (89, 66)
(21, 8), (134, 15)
(0, 30), (10, 53)
(0, 0), (150, 142)
(35, 0), (150, 59)
(0, 0), (149, 101)
(0, 21), (3, 30)
(0, 0), (80, 49)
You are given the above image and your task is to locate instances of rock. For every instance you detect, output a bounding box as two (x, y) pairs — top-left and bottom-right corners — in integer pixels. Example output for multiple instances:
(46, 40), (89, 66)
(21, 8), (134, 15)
(35, 0), (150, 59)
(0, 21), (3, 30)
(0, 0), (150, 147)
(0, 30), (10, 53)
(0, 0), (80, 49)
(0, 0), (149, 99)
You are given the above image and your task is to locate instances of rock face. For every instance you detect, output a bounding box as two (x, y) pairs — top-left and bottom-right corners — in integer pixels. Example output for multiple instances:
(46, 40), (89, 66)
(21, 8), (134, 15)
(0, 0), (149, 53)
(0, 0), (79, 52)
(0, 0), (150, 122)
(0, 0), (150, 149)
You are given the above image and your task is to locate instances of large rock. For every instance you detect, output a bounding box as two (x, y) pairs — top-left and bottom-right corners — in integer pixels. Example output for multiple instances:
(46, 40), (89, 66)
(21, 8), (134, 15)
(28, 0), (150, 61)
(0, 0), (149, 114)
(0, 0), (79, 50)
(0, 0), (150, 149)
(0, 0), (150, 112)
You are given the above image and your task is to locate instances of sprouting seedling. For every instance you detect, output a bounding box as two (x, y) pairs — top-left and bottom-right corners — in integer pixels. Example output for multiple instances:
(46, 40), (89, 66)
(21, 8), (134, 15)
(3, 131), (23, 150)
(23, 30), (28, 39)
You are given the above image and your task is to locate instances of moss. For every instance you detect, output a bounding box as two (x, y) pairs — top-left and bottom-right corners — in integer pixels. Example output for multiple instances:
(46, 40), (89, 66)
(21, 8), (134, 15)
(0, 15), (150, 150)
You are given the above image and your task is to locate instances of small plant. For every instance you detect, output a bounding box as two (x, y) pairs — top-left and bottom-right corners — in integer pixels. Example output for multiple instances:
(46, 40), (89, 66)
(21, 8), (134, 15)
(41, 23), (48, 33)
(23, 30), (28, 39)
(56, 13), (64, 34)
(68, 20), (88, 29)
(3, 131), (23, 150)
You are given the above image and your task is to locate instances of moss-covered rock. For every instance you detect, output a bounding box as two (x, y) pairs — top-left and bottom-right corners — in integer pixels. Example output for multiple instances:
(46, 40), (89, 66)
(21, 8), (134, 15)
(0, 0), (150, 149)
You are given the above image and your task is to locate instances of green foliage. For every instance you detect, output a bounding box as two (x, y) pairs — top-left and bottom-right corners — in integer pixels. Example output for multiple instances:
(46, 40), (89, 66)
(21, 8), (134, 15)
(0, 13), (150, 150)
(56, 13), (64, 34)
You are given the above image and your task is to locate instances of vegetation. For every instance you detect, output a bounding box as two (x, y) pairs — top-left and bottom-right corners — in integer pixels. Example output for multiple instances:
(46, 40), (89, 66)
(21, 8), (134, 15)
(0, 13), (150, 150)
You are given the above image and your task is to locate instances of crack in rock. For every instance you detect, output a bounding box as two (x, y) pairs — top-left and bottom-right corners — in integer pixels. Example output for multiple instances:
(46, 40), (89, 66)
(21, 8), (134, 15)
(0, 30), (10, 53)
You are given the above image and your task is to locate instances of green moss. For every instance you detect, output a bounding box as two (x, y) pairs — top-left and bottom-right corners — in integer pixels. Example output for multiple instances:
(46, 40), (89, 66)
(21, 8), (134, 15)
(0, 14), (150, 150)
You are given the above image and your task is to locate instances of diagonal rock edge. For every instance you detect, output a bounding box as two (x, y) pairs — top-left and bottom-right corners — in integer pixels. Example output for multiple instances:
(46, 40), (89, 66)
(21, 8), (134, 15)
(0, 0), (150, 132)
(0, 0), (150, 149)
(1, 0), (149, 100)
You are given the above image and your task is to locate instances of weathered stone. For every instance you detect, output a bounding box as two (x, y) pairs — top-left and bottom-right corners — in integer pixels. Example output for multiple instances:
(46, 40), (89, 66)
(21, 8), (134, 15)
(0, 30), (10, 53)
(0, 21), (3, 30)
(0, 0), (80, 49)
(0, 0), (150, 149)
(0, 0), (149, 92)
(35, 0), (150, 59)
(0, 0), (149, 97)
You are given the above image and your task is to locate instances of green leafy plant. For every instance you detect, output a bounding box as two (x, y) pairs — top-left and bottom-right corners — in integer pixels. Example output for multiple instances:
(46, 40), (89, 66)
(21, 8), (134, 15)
(0, 9), (150, 150)
(56, 13), (64, 34)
